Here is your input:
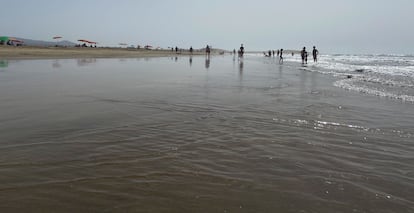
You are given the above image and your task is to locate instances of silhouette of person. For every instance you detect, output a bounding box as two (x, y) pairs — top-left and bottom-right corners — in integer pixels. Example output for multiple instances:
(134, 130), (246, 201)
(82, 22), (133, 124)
(312, 46), (319, 62)
(301, 47), (307, 64)
(206, 45), (211, 56)
(190, 46), (193, 54)
(239, 44), (244, 57)
(279, 49), (284, 64)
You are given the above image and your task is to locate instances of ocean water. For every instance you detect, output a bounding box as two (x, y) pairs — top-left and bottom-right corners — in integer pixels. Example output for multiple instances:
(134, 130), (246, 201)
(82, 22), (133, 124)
(286, 54), (414, 102)
(0, 56), (413, 212)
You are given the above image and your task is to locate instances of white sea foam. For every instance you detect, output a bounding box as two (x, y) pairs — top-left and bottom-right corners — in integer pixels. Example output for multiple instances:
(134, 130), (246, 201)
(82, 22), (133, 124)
(334, 78), (414, 103)
(302, 54), (414, 103)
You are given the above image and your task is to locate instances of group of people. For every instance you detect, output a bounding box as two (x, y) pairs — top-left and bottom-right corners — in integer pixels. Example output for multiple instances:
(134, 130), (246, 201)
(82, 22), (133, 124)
(204, 43), (319, 65)
(231, 44), (245, 57)
(301, 46), (319, 64)
(263, 46), (319, 65)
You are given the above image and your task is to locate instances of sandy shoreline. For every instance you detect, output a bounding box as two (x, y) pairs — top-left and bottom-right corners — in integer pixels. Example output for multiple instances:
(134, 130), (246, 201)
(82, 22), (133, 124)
(0, 46), (211, 59)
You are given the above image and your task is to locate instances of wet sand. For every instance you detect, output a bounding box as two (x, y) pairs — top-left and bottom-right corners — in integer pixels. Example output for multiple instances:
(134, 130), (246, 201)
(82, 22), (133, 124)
(0, 56), (413, 212)
(0, 45), (209, 59)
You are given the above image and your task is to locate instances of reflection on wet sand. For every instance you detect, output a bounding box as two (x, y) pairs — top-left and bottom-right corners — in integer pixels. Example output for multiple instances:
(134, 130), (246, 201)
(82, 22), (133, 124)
(77, 58), (97, 67)
(1, 56), (414, 212)
(52, 60), (61, 68)
(238, 58), (243, 77)
(205, 56), (210, 69)
(0, 60), (8, 68)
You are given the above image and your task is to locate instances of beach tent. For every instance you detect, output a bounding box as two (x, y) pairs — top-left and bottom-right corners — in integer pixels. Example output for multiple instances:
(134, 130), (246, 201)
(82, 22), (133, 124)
(0, 36), (23, 45)
(9, 38), (23, 44)
(0, 36), (9, 42)
(78, 39), (97, 44)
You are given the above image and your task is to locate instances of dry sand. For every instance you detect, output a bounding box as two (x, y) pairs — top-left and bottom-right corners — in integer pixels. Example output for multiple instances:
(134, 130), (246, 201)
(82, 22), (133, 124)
(0, 46), (210, 59)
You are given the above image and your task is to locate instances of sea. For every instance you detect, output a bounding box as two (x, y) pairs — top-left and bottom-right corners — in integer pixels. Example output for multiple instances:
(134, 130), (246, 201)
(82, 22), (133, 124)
(0, 54), (413, 213)
(291, 54), (414, 103)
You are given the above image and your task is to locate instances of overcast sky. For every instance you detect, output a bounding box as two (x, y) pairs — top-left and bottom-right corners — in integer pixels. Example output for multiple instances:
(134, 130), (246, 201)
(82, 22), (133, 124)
(2, 0), (413, 54)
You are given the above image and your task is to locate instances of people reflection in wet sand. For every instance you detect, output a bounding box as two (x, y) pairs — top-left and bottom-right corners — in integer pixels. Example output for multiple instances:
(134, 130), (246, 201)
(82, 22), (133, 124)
(52, 60), (61, 68)
(239, 59), (244, 75)
(205, 57), (210, 69)
(77, 58), (97, 67)
(189, 56), (193, 67)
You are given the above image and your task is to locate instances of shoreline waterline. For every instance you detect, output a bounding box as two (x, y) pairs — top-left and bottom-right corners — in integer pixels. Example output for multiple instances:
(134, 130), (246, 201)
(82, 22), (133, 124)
(0, 46), (216, 60)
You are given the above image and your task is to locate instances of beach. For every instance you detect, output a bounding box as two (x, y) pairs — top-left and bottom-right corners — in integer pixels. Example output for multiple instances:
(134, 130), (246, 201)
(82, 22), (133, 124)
(0, 55), (413, 212)
(0, 45), (209, 59)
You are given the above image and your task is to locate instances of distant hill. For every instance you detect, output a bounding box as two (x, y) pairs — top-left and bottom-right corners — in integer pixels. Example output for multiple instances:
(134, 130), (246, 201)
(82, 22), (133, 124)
(1, 36), (76, 47)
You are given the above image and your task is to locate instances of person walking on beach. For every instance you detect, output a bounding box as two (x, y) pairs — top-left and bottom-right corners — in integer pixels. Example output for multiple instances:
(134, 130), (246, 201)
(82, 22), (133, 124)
(279, 49), (284, 64)
(239, 44), (244, 57)
(190, 46), (193, 55)
(312, 46), (319, 62)
(301, 47), (307, 64)
(206, 45), (211, 57)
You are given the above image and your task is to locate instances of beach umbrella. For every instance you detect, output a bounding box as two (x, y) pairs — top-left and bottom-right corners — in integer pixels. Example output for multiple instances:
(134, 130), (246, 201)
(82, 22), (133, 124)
(53, 36), (62, 45)
(78, 39), (96, 45)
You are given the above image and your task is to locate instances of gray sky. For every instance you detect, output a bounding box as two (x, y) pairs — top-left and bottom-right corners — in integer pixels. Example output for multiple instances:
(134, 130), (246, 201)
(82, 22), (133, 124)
(2, 0), (413, 54)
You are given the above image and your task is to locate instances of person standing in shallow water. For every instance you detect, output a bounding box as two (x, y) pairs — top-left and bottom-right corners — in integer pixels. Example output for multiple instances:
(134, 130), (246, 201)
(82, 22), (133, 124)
(301, 47), (307, 64)
(239, 44), (244, 57)
(312, 46), (319, 62)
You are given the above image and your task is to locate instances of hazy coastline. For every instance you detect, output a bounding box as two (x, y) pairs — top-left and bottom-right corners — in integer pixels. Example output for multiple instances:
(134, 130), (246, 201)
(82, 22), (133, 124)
(0, 46), (212, 59)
